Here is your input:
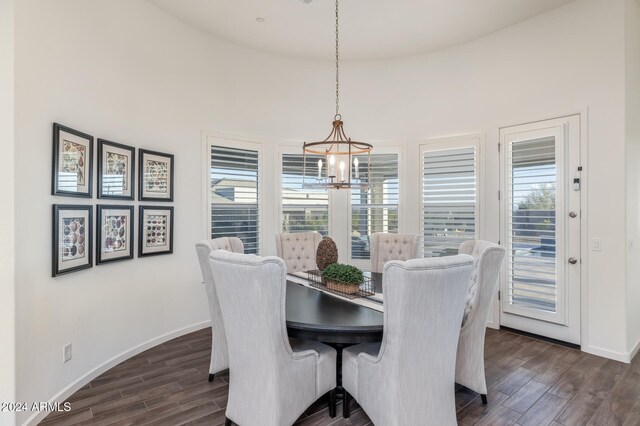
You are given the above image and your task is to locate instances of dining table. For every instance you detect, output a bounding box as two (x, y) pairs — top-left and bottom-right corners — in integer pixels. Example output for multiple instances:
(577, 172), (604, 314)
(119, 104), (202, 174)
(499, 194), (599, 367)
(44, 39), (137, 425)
(285, 273), (385, 397)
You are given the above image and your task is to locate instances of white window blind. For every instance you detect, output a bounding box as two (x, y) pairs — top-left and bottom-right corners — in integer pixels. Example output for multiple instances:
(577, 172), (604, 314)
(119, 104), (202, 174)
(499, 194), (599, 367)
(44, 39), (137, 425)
(507, 137), (557, 312)
(281, 154), (329, 235)
(422, 147), (477, 257)
(210, 145), (260, 254)
(351, 153), (399, 259)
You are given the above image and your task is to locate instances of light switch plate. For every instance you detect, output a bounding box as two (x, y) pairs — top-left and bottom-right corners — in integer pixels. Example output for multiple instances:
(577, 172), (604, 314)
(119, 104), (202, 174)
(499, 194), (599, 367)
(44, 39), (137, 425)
(592, 238), (602, 251)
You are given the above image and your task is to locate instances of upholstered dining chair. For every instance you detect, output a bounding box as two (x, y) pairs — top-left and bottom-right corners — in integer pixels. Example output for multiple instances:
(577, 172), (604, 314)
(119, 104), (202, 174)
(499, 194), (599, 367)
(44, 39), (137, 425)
(370, 232), (421, 273)
(455, 240), (506, 404)
(208, 251), (337, 426)
(342, 255), (474, 425)
(195, 237), (244, 383)
(275, 231), (322, 273)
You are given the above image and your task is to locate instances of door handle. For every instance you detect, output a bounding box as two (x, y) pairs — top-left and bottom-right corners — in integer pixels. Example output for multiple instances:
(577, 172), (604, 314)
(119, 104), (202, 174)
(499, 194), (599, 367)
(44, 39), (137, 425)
(568, 257), (578, 264)
(569, 211), (577, 218)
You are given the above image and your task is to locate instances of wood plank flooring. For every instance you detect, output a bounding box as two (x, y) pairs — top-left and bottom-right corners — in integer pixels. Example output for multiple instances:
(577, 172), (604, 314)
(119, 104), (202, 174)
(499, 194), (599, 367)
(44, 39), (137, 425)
(41, 328), (640, 425)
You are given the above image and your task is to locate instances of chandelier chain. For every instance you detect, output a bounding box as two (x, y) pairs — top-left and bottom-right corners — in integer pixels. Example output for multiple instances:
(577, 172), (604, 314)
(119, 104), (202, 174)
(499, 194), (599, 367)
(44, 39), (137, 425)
(335, 0), (340, 118)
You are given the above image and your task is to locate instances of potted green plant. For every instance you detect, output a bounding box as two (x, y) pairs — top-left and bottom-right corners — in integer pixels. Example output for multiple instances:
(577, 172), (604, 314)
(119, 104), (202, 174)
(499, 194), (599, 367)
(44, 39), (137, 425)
(321, 263), (363, 294)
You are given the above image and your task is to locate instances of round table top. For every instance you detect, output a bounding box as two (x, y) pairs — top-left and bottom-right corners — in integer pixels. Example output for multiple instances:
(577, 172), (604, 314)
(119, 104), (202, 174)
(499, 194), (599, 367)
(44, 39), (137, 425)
(286, 281), (384, 344)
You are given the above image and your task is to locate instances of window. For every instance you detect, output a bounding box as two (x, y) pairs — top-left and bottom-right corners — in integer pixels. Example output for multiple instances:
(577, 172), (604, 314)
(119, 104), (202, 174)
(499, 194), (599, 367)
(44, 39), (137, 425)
(351, 153), (399, 259)
(422, 144), (477, 257)
(507, 136), (557, 312)
(281, 153), (329, 235)
(210, 144), (260, 254)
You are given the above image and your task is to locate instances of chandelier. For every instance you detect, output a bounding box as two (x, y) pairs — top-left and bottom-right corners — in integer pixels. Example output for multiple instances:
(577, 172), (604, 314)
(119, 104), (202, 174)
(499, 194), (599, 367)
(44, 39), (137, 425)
(302, 0), (372, 190)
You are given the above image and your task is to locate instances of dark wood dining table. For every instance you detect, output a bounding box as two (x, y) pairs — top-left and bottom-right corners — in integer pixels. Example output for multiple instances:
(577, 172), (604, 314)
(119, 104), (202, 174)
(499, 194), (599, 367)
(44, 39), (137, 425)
(285, 273), (384, 396)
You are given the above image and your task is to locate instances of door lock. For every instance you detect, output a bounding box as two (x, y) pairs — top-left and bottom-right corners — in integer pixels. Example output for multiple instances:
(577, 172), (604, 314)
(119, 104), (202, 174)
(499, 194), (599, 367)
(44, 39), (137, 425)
(568, 257), (578, 264)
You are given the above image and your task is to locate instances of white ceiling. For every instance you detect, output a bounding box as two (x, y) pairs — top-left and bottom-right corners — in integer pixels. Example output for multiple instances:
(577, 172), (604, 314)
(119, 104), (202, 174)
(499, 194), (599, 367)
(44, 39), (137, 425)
(148, 0), (575, 61)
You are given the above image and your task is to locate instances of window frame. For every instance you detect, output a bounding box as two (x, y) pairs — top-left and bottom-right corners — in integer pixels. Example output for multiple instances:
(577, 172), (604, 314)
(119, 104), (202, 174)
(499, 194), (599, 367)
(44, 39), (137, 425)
(203, 133), (264, 255)
(420, 134), (483, 257)
(277, 144), (331, 236)
(348, 145), (404, 269)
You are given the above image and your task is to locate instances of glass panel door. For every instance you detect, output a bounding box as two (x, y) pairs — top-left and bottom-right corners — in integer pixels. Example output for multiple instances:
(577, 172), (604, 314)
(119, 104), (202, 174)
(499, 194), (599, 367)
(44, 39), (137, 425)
(500, 116), (581, 345)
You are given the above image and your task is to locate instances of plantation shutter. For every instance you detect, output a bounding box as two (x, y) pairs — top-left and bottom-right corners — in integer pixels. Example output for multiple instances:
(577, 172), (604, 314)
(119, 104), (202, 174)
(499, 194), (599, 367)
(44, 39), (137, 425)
(422, 147), (477, 257)
(351, 153), (399, 259)
(507, 137), (557, 311)
(210, 145), (260, 254)
(281, 154), (329, 234)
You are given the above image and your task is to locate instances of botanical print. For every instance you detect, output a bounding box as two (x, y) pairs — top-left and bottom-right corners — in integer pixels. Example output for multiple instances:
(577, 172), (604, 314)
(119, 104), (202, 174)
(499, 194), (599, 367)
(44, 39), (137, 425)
(103, 215), (128, 252)
(105, 152), (129, 191)
(145, 159), (168, 193)
(145, 214), (168, 247)
(62, 217), (86, 261)
(61, 140), (86, 186)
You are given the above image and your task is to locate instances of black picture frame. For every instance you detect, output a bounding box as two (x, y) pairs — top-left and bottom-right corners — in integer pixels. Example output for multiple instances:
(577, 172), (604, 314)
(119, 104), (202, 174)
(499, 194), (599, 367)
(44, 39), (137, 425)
(138, 149), (174, 202)
(96, 205), (135, 264)
(138, 206), (174, 257)
(52, 204), (93, 277)
(97, 139), (135, 200)
(52, 123), (94, 198)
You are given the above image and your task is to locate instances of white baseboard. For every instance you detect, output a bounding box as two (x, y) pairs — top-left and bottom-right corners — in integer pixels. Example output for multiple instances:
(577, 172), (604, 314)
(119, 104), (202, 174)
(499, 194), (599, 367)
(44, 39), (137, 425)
(629, 339), (640, 362)
(583, 344), (635, 363)
(23, 320), (211, 426)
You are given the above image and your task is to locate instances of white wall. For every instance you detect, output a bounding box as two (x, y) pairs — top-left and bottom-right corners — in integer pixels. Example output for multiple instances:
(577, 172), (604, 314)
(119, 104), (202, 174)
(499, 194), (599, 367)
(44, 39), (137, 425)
(626, 0), (640, 357)
(0, 0), (16, 425)
(12, 0), (632, 424)
(340, 0), (628, 359)
(13, 1), (335, 425)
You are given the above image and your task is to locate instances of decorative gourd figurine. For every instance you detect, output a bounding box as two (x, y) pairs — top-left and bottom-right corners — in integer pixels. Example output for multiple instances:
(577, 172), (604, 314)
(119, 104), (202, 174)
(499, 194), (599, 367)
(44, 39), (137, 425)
(316, 236), (338, 271)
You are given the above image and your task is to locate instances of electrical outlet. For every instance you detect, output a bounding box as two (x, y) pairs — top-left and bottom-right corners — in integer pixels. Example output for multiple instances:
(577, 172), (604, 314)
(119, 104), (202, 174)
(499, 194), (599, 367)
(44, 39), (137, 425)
(592, 238), (602, 251)
(63, 343), (72, 363)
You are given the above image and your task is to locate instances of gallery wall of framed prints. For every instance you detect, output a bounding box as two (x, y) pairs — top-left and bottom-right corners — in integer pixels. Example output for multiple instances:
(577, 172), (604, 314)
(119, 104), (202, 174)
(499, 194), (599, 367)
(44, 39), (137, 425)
(51, 122), (175, 277)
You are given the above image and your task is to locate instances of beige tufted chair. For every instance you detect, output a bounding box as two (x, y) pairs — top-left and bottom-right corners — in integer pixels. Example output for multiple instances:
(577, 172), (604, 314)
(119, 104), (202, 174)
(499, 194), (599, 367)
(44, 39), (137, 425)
(342, 255), (474, 424)
(195, 237), (244, 383)
(275, 232), (322, 273)
(370, 232), (421, 273)
(455, 240), (506, 404)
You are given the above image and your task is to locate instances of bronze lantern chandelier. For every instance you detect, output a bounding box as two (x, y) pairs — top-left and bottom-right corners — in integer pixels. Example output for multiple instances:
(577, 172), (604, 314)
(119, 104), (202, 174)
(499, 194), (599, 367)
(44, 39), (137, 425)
(302, 0), (372, 190)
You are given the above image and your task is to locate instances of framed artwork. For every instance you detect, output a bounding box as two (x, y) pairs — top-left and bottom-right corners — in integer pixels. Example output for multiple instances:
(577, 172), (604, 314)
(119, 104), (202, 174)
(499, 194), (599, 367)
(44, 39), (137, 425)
(52, 123), (94, 198)
(96, 205), (134, 264)
(138, 149), (174, 201)
(97, 139), (135, 200)
(138, 206), (174, 257)
(52, 204), (93, 277)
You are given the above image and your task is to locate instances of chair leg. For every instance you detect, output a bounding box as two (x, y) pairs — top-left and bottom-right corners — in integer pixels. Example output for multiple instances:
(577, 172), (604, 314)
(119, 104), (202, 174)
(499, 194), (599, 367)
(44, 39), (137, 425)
(481, 394), (488, 405)
(225, 418), (232, 426)
(328, 389), (336, 418)
(208, 373), (215, 382)
(343, 391), (352, 418)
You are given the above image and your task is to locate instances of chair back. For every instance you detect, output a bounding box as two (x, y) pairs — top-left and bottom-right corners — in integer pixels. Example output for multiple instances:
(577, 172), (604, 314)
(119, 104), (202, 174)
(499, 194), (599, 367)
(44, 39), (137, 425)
(195, 237), (244, 375)
(458, 240), (506, 327)
(454, 240), (506, 395)
(208, 251), (316, 424)
(275, 231), (322, 273)
(361, 255), (473, 425)
(370, 232), (421, 273)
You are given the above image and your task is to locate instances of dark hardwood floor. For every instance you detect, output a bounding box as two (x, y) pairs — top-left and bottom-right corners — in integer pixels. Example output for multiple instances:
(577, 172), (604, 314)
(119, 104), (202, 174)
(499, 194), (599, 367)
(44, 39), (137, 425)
(41, 328), (640, 425)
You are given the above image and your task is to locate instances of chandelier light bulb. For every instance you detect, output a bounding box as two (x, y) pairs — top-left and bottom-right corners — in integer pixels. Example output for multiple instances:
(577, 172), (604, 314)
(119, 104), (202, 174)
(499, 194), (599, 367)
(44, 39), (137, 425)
(353, 157), (359, 178)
